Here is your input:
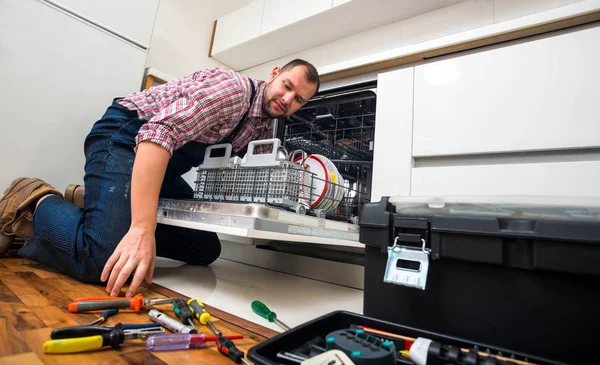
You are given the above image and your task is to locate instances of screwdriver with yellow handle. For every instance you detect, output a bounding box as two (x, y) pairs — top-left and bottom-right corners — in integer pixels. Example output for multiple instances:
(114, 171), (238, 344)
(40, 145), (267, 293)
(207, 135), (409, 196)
(251, 300), (291, 331)
(187, 298), (222, 336)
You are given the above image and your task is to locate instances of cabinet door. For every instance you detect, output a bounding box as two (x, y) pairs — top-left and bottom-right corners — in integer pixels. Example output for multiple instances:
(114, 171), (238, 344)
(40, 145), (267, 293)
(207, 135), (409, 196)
(212, 0), (264, 55)
(260, 0), (332, 34)
(411, 161), (600, 197)
(371, 68), (414, 202)
(41, 0), (159, 48)
(412, 25), (600, 157)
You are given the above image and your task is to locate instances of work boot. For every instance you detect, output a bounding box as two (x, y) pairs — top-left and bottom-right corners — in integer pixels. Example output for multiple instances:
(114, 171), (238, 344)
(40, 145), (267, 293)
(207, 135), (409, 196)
(65, 184), (85, 208)
(0, 178), (62, 252)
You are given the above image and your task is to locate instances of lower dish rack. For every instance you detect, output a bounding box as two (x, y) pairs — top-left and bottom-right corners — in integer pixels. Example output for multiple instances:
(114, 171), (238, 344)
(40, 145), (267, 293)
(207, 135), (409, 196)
(193, 139), (364, 223)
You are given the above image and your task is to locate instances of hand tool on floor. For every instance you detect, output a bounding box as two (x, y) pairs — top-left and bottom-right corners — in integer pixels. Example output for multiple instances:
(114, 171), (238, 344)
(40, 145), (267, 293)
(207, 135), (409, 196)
(172, 298), (196, 328)
(216, 335), (251, 365)
(188, 298), (222, 336)
(43, 324), (164, 354)
(146, 332), (248, 351)
(149, 309), (198, 334)
(251, 300), (291, 331)
(68, 293), (174, 312)
(51, 323), (162, 339)
(88, 308), (119, 325)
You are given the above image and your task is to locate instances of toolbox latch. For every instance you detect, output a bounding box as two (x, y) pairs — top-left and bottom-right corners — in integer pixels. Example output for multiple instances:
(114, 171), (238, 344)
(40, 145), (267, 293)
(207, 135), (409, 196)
(384, 237), (431, 290)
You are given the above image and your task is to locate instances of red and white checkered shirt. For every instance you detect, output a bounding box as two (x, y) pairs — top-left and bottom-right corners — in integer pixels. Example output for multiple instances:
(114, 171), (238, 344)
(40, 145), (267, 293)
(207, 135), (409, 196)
(118, 68), (272, 155)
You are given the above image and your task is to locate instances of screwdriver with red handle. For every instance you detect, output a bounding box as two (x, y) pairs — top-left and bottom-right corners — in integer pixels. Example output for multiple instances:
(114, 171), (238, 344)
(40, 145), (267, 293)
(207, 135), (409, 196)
(216, 336), (251, 365)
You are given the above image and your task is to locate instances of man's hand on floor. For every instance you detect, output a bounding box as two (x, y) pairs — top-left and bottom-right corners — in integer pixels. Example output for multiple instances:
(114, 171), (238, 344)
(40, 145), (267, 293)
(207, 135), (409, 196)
(101, 225), (157, 297)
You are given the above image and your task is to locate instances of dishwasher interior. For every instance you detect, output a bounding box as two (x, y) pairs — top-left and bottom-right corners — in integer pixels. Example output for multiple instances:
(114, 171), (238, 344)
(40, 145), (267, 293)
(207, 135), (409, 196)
(276, 81), (377, 223)
(157, 80), (377, 250)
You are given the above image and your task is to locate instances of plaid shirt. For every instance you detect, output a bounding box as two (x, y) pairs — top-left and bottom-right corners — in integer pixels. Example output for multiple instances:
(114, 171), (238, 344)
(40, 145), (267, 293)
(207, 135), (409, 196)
(118, 68), (272, 155)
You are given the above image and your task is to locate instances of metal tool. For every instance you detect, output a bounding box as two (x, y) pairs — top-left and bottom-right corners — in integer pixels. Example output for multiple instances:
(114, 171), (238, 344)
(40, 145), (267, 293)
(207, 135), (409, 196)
(149, 309), (198, 334)
(216, 335), (251, 365)
(43, 324), (164, 353)
(188, 298), (221, 336)
(51, 323), (162, 339)
(146, 333), (248, 351)
(251, 300), (291, 331)
(88, 308), (119, 325)
(68, 293), (174, 312)
(172, 298), (196, 328)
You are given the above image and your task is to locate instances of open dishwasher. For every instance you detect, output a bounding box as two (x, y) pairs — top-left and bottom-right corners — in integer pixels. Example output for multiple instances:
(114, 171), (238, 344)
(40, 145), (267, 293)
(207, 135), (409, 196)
(157, 81), (377, 250)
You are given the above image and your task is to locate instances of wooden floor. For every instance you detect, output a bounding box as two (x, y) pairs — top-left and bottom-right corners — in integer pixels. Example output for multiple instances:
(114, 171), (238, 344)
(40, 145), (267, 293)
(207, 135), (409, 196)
(0, 255), (278, 365)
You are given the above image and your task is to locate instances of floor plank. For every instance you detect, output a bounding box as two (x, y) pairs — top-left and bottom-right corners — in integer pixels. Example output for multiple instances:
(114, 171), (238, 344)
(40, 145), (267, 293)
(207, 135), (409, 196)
(119, 350), (168, 365)
(0, 303), (46, 331)
(0, 259), (33, 272)
(0, 316), (31, 357)
(0, 352), (45, 365)
(0, 279), (21, 304)
(22, 262), (64, 280)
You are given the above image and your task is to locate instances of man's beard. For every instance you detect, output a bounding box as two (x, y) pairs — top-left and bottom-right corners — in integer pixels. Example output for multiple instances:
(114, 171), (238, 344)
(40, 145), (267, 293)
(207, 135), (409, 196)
(262, 98), (287, 118)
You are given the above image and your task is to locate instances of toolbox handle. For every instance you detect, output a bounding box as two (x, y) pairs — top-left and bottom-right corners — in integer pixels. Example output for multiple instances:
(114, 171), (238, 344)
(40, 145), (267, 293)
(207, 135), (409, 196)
(199, 143), (233, 168)
(241, 138), (281, 167)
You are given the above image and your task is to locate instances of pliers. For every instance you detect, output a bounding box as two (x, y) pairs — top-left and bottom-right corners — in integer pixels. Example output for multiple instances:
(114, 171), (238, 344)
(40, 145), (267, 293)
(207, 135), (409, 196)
(43, 323), (165, 353)
(68, 293), (175, 312)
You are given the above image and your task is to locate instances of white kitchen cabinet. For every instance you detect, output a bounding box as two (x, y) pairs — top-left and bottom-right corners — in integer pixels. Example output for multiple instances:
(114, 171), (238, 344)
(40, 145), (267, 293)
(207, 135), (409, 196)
(42, 0), (159, 48)
(211, 0), (264, 55)
(211, 0), (461, 70)
(371, 68), (414, 202)
(412, 25), (600, 157)
(411, 161), (600, 197)
(260, 0), (332, 34)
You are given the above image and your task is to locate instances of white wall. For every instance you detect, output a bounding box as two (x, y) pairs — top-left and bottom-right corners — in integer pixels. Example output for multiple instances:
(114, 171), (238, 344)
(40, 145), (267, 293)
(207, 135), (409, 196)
(145, 0), (255, 78)
(0, 0), (150, 193)
(241, 0), (586, 80)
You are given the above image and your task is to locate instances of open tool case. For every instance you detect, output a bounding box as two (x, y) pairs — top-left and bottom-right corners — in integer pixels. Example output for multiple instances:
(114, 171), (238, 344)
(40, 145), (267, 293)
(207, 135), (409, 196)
(248, 196), (600, 365)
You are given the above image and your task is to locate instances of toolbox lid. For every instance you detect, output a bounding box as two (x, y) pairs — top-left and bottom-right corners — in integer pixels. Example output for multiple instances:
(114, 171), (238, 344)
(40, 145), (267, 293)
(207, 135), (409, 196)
(388, 195), (600, 221)
(359, 195), (600, 276)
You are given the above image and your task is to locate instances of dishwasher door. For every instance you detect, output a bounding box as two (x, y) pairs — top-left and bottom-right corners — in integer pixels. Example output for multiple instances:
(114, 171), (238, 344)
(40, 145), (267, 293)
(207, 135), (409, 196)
(157, 199), (362, 248)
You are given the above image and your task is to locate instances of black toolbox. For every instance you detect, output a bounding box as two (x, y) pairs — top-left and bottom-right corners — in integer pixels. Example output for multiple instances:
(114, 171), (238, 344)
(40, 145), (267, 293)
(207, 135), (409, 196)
(358, 196), (600, 365)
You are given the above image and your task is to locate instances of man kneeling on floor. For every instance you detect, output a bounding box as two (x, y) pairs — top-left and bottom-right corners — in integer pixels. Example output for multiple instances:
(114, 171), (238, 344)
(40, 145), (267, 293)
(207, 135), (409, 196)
(0, 59), (319, 297)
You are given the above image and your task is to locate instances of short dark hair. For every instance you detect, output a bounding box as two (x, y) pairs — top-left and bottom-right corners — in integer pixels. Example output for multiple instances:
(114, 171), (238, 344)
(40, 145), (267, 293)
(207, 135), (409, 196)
(281, 59), (320, 95)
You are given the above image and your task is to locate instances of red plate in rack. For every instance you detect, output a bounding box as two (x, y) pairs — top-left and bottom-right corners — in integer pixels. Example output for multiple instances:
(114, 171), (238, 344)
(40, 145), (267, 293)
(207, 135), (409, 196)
(296, 155), (329, 209)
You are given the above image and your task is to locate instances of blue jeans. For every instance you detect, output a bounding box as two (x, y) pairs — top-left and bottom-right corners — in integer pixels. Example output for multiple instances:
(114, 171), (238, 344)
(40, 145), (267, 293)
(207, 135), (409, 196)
(19, 101), (221, 283)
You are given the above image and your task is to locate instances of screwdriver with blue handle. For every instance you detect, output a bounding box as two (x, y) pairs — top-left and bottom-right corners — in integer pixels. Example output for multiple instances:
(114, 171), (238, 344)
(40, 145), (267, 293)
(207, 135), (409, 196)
(251, 300), (291, 331)
(88, 308), (119, 325)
